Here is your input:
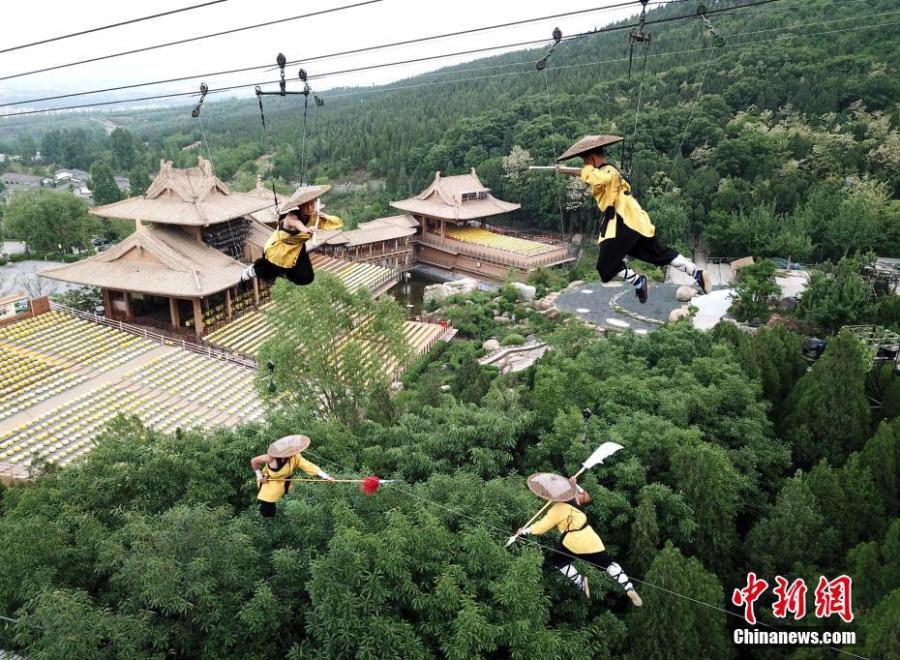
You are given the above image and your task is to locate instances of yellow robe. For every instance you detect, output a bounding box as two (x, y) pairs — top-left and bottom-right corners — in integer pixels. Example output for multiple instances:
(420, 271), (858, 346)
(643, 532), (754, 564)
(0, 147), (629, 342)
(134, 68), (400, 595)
(263, 212), (343, 268)
(530, 501), (605, 554)
(580, 164), (655, 243)
(257, 453), (323, 503)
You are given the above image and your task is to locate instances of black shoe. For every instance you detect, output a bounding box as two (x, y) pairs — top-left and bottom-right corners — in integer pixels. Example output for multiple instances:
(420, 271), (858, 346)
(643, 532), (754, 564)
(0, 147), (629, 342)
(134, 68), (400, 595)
(694, 269), (711, 294)
(634, 275), (648, 304)
(237, 276), (253, 296)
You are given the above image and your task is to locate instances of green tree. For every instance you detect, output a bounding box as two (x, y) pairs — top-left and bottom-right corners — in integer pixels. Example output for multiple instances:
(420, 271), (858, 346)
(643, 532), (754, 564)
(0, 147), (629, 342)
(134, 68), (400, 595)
(110, 127), (136, 171)
(3, 188), (92, 254)
(89, 161), (123, 206)
(729, 260), (780, 324)
(796, 258), (873, 334)
(630, 542), (731, 660)
(450, 345), (495, 405)
(782, 330), (872, 467)
(257, 274), (411, 426)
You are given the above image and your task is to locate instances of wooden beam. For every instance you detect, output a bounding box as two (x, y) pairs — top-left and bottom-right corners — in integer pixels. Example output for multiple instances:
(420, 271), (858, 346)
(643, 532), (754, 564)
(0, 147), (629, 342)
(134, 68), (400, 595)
(192, 298), (205, 336)
(123, 291), (134, 320)
(169, 297), (180, 329)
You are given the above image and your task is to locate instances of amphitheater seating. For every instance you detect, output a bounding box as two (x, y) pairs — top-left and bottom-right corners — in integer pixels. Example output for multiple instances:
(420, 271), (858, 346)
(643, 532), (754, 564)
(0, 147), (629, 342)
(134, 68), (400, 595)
(0, 311), (155, 421)
(0, 348), (263, 468)
(310, 254), (396, 291)
(445, 227), (556, 256)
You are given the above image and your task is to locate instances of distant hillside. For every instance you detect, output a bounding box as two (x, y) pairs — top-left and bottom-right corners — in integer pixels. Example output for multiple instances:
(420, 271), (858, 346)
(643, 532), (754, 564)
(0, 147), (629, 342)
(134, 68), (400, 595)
(4, 0), (898, 258)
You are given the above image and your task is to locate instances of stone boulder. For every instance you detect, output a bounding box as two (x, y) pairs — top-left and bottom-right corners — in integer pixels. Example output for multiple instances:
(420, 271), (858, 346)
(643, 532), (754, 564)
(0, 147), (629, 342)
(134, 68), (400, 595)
(676, 285), (697, 302)
(445, 277), (479, 295)
(511, 282), (537, 301)
(494, 315), (512, 325)
(423, 283), (449, 305)
(668, 306), (692, 323)
(482, 339), (500, 352)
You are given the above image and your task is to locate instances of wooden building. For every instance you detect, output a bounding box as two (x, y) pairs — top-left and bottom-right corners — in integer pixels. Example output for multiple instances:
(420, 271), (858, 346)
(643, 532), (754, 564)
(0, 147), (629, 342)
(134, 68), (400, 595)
(42, 158), (270, 337)
(390, 169), (572, 280)
(314, 215), (419, 270)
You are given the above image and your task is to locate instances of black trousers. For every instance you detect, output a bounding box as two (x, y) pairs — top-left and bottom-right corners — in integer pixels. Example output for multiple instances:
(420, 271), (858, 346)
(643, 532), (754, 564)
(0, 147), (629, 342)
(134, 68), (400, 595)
(259, 501), (277, 517)
(551, 545), (615, 570)
(254, 244), (315, 286)
(596, 218), (678, 282)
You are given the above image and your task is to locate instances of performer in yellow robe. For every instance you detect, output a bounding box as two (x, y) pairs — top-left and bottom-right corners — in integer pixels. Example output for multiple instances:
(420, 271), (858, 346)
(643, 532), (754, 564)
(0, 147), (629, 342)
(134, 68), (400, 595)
(240, 185), (343, 287)
(556, 135), (710, 303)
(250, 434), (335, 517)
(518, 472), (642, 605)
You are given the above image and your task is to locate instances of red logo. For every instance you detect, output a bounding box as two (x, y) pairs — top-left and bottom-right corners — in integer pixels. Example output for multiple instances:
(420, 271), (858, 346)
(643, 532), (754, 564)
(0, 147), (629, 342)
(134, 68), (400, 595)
(772, 576), (807, 620)
(732, 572), (769, 625)
(814, 575), (854, 623)
(734, 574), (854, 624)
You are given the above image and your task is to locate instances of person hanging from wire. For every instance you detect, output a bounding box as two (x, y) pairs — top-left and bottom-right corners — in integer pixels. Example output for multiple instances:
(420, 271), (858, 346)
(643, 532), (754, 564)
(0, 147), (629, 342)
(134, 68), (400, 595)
(555, 135), (710, 303)
(251, 434), (336, 518)
(517, 472), (642, 606)
(240, 184), (342, 288)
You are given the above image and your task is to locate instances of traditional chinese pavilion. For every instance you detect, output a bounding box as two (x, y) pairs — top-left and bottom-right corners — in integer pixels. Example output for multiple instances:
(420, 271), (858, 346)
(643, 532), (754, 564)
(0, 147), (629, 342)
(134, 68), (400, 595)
(390, 169), (572, 280)
(42, 158), (271, 337)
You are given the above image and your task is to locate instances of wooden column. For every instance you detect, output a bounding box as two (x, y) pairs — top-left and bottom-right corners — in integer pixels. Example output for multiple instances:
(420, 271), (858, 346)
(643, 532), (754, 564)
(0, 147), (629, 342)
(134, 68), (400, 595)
(252, 279), (260, 305)
(225, 289), (233, 320)
(123, 291), (134, 320)
(192, 298), (205, 337)
(169, 297), (180, 329)
(101, 288), (113, 317)
(440, 221), (446, 238)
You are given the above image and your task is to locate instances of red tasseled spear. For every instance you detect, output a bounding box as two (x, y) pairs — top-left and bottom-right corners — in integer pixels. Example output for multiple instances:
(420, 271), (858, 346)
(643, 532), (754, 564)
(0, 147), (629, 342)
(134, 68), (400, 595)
(265, 475), (396, 496)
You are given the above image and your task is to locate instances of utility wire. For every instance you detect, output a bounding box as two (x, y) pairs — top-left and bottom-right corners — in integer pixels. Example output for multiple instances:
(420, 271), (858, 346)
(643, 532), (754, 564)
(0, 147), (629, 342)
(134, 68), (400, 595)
(2, 10), (893, 119)
(0, 0), (386, 84)
(0, 0), (230, 55)
(1, 2), (658, 108)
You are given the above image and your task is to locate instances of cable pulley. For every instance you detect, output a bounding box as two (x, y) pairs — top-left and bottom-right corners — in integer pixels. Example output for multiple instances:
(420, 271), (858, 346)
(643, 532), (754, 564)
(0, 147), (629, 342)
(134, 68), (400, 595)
(535, 27), (562, 70)
(190, 82), (208, 118)
(697, 5), (726, 47)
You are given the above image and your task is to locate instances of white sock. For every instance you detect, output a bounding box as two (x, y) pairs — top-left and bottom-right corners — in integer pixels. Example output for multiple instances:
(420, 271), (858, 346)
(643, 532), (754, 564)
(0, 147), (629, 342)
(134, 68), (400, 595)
(607, 562), (635, 593)
(241, 265), (256, 281)
(559, 563), (585, 589)
(669, 254), (697, 276)
(616, 267), (641, 286)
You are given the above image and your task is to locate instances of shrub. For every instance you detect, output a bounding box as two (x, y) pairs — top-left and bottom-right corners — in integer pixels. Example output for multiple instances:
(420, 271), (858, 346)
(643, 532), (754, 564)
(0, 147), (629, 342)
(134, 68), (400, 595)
(501, 333), (526, 346)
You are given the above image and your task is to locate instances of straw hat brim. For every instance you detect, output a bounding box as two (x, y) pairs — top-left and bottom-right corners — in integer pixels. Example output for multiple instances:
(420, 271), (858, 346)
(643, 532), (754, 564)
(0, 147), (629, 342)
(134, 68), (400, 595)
(267, 434), (311, 458)
(277, 184), (332, 215)
(527, 472), (577, 502)
(557, 135), (624, 162)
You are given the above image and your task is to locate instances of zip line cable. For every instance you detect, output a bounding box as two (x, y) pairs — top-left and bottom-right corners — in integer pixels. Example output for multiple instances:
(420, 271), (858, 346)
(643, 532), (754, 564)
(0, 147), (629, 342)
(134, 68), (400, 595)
(0, 0), (790, 119)
(299, 449), (869, 660)
(0, 0), (230, 55)
(0, 2), (666, 108)
(1, 8), (893, 120)
(0, 0), (386, 84)
(0, 0), (881, 111)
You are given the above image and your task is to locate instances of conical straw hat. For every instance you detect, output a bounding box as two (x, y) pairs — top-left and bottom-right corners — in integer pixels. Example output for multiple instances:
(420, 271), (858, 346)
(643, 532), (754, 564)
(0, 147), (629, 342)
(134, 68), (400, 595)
(277, 185), (331, 215)
(527, 472), (577, 502)
(267, 434), (311, 458)
(557, 135), (624, 162)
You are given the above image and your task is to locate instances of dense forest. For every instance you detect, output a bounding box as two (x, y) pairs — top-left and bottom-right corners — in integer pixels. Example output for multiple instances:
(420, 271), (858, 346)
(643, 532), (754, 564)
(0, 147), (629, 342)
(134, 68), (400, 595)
(1, 272), (898, 659)
(0, 0), (898, 656)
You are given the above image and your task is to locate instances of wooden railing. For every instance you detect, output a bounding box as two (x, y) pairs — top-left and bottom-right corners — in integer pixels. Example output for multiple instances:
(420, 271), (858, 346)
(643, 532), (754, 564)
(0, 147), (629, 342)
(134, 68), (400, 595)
(50, 303), (258, 369)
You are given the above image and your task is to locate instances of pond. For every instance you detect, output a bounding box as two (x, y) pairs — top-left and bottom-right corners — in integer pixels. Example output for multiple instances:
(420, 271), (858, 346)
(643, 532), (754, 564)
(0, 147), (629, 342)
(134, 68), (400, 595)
(389, 271), (433, 316)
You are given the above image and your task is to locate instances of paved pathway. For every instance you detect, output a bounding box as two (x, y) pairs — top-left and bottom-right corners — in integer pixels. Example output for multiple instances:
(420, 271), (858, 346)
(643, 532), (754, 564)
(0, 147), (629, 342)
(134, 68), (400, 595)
(555, 282), (683, 333)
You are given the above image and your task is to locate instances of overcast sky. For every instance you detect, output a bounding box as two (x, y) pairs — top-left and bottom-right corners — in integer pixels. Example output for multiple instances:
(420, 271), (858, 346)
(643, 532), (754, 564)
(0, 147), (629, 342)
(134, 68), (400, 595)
(0, 0), (651, 112)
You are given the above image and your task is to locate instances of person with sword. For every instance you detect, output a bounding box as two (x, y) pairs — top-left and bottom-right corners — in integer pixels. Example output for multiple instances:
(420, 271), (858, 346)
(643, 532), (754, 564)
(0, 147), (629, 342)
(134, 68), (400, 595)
(548, 134), (710, 303)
